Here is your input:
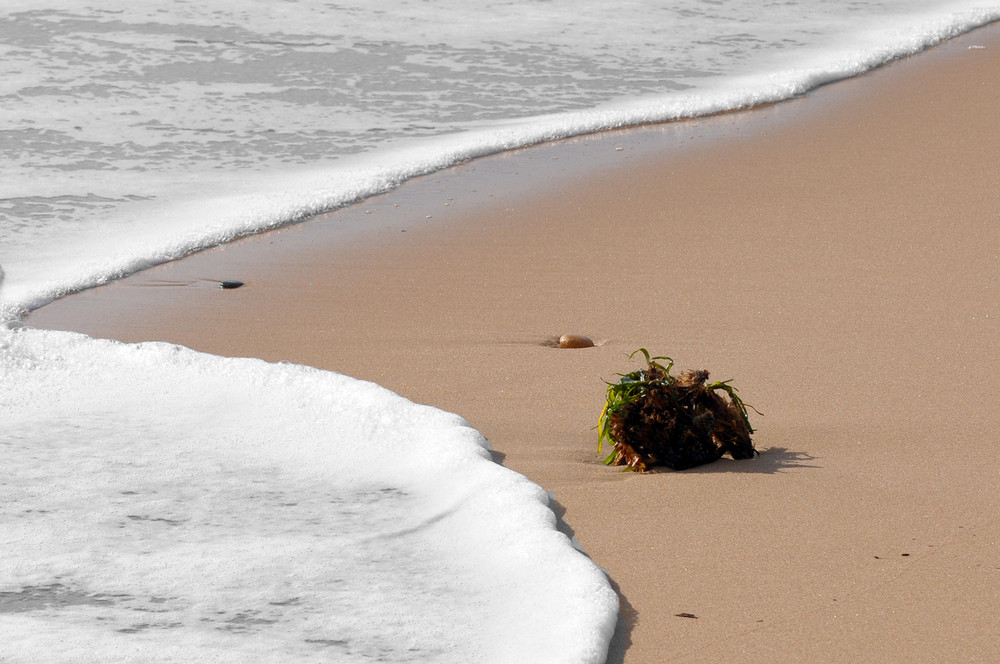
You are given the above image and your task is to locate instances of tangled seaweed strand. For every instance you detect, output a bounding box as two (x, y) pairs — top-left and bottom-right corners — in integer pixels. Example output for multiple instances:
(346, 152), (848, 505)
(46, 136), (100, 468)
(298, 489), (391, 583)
(598, 350), (758, 471)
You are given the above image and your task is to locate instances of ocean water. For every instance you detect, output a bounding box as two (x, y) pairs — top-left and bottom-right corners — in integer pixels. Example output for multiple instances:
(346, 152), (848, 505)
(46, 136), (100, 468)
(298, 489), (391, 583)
(2, 1), (999, 662)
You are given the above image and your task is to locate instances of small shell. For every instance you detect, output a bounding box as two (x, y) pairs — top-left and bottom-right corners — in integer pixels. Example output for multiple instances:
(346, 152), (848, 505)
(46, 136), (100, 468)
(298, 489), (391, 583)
(559, 334), (594, 349)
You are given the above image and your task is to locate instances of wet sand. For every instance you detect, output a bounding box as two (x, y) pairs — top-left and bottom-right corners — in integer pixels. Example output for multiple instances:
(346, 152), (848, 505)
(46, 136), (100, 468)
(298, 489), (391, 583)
(29, 24), (1000, 663)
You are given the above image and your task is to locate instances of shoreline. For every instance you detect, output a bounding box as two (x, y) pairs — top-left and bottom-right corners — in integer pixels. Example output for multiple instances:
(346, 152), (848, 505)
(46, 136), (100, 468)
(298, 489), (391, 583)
(29, 24), (1000, 663)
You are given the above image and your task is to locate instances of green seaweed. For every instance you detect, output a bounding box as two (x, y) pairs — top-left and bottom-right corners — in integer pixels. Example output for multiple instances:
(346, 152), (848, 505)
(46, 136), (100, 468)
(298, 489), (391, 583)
(598, 349), (758, 471)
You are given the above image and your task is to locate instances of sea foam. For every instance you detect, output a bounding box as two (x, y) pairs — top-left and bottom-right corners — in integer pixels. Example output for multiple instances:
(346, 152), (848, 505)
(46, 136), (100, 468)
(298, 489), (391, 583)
(0, 327), (618, 663)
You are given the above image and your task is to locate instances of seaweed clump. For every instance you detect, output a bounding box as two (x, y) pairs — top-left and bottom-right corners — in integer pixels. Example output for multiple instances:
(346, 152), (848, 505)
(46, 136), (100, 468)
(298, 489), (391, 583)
(598, 350), (758, 471)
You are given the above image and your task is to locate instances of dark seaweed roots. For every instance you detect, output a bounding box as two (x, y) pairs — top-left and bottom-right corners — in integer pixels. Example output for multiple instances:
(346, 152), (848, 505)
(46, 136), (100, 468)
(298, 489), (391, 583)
(598, 350), (758, 471)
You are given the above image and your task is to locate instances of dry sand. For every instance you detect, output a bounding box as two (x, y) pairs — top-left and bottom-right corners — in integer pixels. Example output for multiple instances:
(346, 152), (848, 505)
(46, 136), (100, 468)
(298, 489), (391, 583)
(29, 24), (1000, 663)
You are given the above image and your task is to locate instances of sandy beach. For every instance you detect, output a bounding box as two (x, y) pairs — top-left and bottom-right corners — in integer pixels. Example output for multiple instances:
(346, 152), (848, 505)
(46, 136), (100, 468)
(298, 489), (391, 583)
(29, 23), (1000, 663)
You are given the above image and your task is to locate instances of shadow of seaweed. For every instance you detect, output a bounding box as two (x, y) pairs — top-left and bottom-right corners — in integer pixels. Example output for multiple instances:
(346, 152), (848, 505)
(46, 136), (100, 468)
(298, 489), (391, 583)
(686, 446), (820, 474)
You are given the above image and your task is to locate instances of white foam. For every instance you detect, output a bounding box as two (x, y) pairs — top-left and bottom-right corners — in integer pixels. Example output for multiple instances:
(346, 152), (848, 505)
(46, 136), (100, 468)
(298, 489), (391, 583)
(0, 327), (618, 663)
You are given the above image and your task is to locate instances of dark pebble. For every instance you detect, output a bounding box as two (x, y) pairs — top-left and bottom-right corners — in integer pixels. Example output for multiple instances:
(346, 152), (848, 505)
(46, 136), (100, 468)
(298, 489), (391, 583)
(220, 280), (244, 289)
